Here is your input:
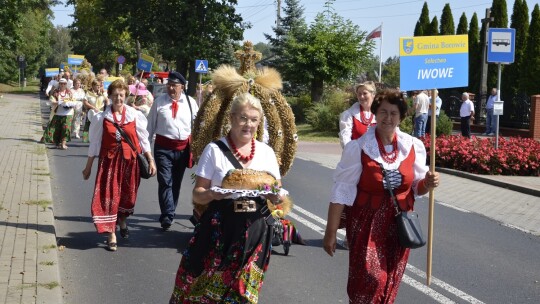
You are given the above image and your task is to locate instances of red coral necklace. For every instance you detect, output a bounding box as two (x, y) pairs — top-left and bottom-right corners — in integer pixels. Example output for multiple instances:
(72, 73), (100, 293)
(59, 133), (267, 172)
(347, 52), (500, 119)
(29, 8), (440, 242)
(359, 105), (374, 125)
(227, 134), (255, 162)
(375, 132), (398, 164)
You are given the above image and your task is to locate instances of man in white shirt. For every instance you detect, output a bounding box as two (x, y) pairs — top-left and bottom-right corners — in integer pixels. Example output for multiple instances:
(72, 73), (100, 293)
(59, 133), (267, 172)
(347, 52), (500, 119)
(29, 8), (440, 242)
(460, 92), (475, 138)
(45, 74), (61, 97)
(413, 90), (430, 137)
(147, 71), (199, 230)
(63, 71), (74, 89)
(482, 88), (498, 136)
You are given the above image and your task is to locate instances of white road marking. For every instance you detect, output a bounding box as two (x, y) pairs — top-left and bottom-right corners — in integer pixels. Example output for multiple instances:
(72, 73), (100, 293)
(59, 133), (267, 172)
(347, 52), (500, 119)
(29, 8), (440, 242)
(438, 202), (472, 213)
(402, 274), (457, 303)
(406, 265), (485, 304)
(288, 204), (485, 304)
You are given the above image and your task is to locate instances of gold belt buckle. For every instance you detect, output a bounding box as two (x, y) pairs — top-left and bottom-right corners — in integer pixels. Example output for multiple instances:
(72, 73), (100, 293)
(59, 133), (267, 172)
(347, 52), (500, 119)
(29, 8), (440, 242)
(234, 199), (256, 212)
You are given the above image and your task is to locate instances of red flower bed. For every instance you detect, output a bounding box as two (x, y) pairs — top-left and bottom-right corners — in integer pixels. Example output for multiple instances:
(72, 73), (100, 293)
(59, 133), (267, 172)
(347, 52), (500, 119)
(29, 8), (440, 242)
(421, 135), (540, 176)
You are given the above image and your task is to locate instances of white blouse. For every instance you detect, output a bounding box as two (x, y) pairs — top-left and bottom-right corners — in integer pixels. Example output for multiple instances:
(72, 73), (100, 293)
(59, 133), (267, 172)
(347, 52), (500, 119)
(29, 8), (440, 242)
(338, 102), (376, 148)
(331, 127), (428, 206)
(87, 105), (152, 157)
(196, 138), (281, 187)
(146, 93), (199, 142)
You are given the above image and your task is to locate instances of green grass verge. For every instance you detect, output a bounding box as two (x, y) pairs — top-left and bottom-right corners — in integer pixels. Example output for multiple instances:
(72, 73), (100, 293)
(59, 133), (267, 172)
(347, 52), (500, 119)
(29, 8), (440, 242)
(0, 82), (40, 94)
(296, 123), (340, 143)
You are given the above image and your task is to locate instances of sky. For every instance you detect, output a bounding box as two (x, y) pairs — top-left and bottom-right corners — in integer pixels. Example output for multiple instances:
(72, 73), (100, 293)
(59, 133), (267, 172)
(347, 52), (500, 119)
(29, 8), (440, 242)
(51, 0), (538, 60)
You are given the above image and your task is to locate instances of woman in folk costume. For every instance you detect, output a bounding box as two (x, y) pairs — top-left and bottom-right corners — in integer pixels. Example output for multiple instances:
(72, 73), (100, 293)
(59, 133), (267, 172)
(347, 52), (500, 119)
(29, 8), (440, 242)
(337, 81), (377, 247)
(324, 89), (440, 303)
(81, 79), (107, 142)
(70, 78), (86, 139)
(339, 81), (377, 148)
(41, 78), (76, 149)
(170, 41), (298, 304)
(82, 80), (156, 251)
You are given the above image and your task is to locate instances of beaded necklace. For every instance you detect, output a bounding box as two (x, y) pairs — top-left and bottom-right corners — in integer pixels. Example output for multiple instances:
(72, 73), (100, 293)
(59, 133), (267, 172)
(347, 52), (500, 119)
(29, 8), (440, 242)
(112, 106), (126, 126)
(375, 132), (398, 164)
(359, 104), (374, 125)
(226, 133), (255, 162)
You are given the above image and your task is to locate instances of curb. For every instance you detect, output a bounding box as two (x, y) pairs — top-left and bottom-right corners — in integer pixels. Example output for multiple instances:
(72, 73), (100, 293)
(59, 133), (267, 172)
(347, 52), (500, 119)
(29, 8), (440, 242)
(436, 167), (540, 198)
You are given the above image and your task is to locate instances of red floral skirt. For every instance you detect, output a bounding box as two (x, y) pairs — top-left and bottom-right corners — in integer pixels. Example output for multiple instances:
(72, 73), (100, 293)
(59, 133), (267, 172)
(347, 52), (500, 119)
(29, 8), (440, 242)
(346, 199), (409, 304)
(91, 148), (140, 233)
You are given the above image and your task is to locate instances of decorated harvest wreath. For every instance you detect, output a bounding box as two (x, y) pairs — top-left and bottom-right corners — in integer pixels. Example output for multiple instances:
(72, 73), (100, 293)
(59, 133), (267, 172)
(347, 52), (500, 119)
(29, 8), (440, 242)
(191, 41), (298, 218)
(191, 41), (298, 177)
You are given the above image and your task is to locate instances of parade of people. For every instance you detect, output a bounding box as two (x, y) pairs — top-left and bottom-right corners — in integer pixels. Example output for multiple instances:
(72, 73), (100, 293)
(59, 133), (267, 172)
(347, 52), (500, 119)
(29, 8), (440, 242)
(3, 1), (540, 304)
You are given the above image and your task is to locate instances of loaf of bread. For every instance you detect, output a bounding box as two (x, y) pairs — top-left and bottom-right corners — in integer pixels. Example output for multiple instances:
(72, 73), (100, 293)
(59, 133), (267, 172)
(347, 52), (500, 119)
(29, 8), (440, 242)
(221, 169), (276, 190)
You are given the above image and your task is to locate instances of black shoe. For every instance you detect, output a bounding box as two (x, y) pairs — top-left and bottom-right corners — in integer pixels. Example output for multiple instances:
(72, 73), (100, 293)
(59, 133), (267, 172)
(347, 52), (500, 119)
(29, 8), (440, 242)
(161, 218), (172, 231)
(120, 227), (129, 238)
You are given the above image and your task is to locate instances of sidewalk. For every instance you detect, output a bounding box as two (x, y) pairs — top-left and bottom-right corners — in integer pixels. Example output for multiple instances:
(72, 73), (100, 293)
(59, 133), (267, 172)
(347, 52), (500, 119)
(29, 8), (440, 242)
(296, 141), (540, 236)
(0, 93), (62, 304)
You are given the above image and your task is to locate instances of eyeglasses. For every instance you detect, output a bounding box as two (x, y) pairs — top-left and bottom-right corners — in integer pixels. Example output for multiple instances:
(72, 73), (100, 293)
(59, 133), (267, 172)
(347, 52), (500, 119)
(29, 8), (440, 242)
(235, 114), (260, 126)
(167, 83), (182, 88)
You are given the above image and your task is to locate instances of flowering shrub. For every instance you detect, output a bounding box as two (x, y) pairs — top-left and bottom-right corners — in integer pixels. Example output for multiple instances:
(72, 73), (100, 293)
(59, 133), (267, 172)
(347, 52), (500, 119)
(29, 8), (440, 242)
(421, 135), (540, 176)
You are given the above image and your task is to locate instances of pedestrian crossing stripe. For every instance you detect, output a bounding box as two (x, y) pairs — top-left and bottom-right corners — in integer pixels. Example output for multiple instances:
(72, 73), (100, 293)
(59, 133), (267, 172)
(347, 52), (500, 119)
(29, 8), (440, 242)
(195, 59), (208, 73)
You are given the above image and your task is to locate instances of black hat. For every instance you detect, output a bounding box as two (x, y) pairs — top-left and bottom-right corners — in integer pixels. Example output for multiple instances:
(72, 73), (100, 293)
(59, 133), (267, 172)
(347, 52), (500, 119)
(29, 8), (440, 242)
(167, 71), (186, 85)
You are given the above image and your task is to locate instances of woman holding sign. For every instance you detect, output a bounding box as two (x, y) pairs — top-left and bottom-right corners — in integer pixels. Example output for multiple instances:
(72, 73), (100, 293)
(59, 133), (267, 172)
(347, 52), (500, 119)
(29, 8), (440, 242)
(323, 89), (440, 303)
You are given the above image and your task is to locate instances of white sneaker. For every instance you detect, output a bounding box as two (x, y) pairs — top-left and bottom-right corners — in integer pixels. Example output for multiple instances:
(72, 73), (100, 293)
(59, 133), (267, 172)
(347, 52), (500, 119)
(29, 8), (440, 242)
(481, 133), (488, 136)
(488, 133), (495, 136)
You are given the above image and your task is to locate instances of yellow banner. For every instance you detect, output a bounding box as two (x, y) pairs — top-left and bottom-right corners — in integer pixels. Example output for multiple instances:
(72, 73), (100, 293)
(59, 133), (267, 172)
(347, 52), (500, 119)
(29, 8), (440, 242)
(68, 54), (85, 60)
(400, 35), (468, 56)
(105, 77), (124, 83)
(140, 53), (154, 62)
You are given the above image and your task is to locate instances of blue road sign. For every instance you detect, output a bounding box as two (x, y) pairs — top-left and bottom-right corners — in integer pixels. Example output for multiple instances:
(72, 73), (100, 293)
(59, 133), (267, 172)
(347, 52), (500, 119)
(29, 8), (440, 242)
(487, 28), (515, 64)
(195, 59), (209, 73)
(117, 55), (126, 64)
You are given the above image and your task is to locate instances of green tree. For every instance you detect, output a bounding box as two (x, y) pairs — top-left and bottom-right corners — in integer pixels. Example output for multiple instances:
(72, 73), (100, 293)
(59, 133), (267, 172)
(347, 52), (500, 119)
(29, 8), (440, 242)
(100, 0), (245, 95)
(469, 13), (481, 95)
(502, 0), (529, 97)
(0, 0), (56, 81)
(440, 3), (455, 35)
(69, 0), (135, 74)
(47, 26), (72, 68)
(520, 4), (540, 95)
(265, 0), (307, 88)
(456, 13), (468, 35)
(285, 11), (372, 102)
(428, 16), (439, 36)
(17, 8), (53, 79)
(414, 2), (430, 36)
(381, 56), (400, 88)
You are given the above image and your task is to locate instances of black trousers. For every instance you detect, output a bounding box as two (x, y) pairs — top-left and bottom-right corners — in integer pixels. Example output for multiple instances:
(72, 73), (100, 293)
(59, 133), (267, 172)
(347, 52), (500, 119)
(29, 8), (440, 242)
(155, 144), (190, 223)
(460, 116), (471, 138)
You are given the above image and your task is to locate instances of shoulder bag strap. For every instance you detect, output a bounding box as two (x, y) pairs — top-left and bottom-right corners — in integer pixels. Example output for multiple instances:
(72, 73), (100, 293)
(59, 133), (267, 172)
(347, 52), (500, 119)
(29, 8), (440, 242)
(379, 163), (401, 215)
(113, 121), (138, 153)
(214, 140), (243, 169)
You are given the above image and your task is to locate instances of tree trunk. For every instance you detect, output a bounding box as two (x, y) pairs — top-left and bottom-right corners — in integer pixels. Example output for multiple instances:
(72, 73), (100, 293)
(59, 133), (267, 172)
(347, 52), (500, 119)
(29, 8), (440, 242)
(311, 77), (324, 102)
(186, 60), (198, 97)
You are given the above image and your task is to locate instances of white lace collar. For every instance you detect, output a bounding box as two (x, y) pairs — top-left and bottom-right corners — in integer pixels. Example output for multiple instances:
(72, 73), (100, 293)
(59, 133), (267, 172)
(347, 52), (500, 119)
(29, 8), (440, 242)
(102, 105), (138, 123)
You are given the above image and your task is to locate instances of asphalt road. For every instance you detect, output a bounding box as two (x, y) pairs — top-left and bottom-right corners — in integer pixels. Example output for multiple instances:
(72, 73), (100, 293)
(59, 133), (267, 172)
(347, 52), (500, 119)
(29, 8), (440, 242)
(38, 94), (538, 304)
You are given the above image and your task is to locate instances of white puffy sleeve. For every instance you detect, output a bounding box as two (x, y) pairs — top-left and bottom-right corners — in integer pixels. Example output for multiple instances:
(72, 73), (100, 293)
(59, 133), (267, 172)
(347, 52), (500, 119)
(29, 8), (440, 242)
(412, 138), (429, 196)
(338, 109), (354, 149)
(331, 140), (363, 206)
(88, 114), (104, 157)
(135, 110), (151, 153)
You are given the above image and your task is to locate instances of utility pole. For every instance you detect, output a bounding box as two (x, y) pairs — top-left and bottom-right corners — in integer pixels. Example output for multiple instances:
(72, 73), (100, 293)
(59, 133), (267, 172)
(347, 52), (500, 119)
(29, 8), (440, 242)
(480, 8), (494, 121)
(276, 0), (281, 28)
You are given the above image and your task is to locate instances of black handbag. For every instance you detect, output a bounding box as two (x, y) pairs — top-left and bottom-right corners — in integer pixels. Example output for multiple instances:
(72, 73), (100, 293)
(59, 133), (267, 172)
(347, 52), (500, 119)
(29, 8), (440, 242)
(381, 165), (426, 249)
(113, 122), (152, 179)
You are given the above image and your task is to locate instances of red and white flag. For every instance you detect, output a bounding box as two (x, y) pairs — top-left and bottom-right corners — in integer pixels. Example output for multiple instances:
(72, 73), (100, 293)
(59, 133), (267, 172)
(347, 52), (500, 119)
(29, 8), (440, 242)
(366, 25), (382, 40)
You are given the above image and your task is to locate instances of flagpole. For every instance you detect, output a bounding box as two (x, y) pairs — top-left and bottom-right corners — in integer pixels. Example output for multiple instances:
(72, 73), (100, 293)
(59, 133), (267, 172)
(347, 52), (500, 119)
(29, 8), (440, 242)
(378, 23), (383, 83)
